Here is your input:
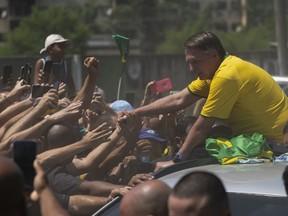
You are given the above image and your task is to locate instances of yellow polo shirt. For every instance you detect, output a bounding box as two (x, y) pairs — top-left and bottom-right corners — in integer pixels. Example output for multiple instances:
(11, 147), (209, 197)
(188, 55), (288, 142)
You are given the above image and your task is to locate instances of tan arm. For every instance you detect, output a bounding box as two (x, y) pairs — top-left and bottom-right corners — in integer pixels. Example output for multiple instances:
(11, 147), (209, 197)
(31, 160), (69, 216)
(73, 57), (99, 110)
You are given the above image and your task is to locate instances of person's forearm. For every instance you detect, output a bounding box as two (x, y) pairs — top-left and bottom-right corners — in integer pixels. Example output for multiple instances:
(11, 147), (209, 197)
(98, 140), (127, 172)
(134, 90), (196, 117)
(73, 71), (97, 109)
(37, 139), (92, 170)
(2, 107), (35, 140)
(68, 195), (107, 215)
(179, 125), (207, 158)
(0, 96), (13, 112)
(0, 117), (55, 151)
(66, 129), (121, 175)
(2, 99), (52, 140)
(39, 187), (69, 216)
(179, 116), (215, 159)
(0, 97), (33, 126)
(0, 109), (31, 141)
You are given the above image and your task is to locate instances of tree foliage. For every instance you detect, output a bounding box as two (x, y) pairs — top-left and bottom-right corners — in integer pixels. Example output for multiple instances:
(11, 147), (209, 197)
(110, 0), (200, 53)
(156, 0), (276, 54)
(0, 6), (92, 56)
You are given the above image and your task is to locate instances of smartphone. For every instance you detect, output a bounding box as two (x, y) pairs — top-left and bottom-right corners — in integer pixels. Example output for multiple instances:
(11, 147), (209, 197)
(2, 65), (13, 85)
(42, 60), (53, 83)
(27, 64), (32, 85)
(52, 63), (61, 81)
(21, 63), (32, 85)
(149, 78), (173, 94)
(13, 140), (37, 189)
(31, 84), (53, 98)
(53, 81), (60, 91)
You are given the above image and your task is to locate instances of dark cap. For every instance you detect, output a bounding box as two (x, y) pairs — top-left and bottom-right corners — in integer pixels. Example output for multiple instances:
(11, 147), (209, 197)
(139, 128), (166, 142)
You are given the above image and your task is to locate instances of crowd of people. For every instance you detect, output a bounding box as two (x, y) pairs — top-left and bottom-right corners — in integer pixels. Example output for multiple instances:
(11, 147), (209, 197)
(0, 31), (288, 216)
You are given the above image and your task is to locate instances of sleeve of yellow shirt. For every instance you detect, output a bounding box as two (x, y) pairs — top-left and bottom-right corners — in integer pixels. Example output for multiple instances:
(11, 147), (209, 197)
(201, 76), (240, 119)
(187, 78), (211, 98)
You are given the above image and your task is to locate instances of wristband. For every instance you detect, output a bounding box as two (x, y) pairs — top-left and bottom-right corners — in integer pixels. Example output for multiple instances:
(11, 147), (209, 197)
(3, 95), (12, 104)
(172, 151), (186, 163)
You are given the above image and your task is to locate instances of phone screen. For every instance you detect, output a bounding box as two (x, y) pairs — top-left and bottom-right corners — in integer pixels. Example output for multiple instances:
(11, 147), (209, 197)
(13, 140), (37, 189)
(31, 84), (53, 98)
(43, 61), (53, 83)
(21, 63), (32, 85)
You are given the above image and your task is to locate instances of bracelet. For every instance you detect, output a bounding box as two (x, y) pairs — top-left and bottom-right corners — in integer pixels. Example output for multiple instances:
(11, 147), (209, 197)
(3, 95), (12, 104)
(172, 151), (186, 163)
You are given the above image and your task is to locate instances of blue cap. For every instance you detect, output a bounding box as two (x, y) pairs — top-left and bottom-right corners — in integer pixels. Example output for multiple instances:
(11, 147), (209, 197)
(139, 128), (166, 142)
(109, 100), (133, 112)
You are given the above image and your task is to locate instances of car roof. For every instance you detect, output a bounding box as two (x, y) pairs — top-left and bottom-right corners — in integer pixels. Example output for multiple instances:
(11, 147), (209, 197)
(158, 162), (288, 197)
(273, 76), (288, 83)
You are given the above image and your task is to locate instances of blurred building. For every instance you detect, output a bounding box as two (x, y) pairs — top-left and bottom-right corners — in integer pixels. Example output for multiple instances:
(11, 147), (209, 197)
(0, 0), (243, 42)
(0, 0), (35, 40)
(187, 0), (244, 31)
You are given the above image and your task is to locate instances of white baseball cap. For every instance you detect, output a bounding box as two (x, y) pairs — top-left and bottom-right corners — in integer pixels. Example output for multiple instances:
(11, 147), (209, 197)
(39, 34), (69, 54)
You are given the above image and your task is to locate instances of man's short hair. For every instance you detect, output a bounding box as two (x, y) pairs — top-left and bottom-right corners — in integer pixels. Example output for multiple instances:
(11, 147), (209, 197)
(184, 31), (227, 59)
(172, 171), (230, 215)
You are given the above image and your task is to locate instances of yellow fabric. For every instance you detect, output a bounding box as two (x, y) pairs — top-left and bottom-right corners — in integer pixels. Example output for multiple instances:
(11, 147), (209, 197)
(214, 136), (273, 165)
(221, 151), (274, 165)
(188, 55), (288, 142)
(162, 147), (170, 156)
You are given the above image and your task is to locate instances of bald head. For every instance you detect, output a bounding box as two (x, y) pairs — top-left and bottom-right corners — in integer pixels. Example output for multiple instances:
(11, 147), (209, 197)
(0, 155), (26, 214)
(120, 180), (171, 216)
(46, 124), (81, 149)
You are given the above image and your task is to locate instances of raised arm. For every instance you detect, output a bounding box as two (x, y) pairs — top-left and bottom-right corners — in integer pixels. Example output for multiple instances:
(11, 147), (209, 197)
(65, 121), (127, 176)
(0, 100), (83, 152)
(37, 122), (113, 170)
(2, 89), (59, 140)
(126, 88), (199, 118)
(0, 108), (32, 142)
(73, 57), (100, 110)
(0, 80), (31, 118)
(0, 96), (33, 127)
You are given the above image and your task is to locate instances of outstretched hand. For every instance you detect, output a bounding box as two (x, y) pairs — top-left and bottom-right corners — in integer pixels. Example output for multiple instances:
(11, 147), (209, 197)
(82, 122), (113, 147)
(116, 112), (141, 138)
(127, 173), (154, 187)
(34, 89), (59, 116)
(47, 100), (83, 123)
(106, 186), (131, 203)
(155, 160), (174, 172)
(141, 81), (159, 106)
(7, 79), (31, 102)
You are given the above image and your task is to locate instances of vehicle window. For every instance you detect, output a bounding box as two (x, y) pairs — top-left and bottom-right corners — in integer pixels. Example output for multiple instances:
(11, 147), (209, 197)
(229, 193), (288, 216)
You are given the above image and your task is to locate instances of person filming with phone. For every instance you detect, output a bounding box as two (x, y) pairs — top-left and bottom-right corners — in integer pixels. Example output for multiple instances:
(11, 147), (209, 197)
(118, 31), (288, 170)
(34, 34), (76, 100)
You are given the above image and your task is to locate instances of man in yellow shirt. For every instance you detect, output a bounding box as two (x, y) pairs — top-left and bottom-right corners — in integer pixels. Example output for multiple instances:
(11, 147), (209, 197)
(119, 31), (288, 169)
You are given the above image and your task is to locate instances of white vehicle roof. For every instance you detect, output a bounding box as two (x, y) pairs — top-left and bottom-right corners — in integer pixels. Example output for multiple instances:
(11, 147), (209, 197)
(273, 76), (288, 83)
(159, 162), (288, 197)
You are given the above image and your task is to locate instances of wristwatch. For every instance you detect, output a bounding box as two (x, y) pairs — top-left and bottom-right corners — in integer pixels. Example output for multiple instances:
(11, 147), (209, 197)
(172, 151), (185, 163)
